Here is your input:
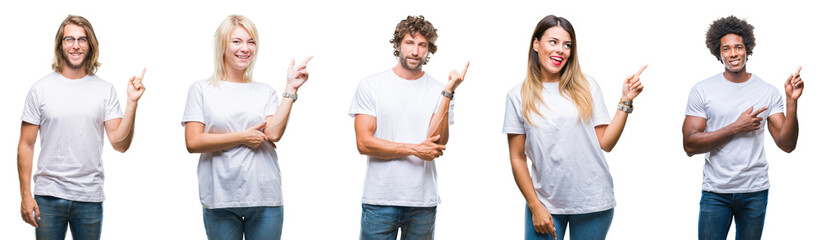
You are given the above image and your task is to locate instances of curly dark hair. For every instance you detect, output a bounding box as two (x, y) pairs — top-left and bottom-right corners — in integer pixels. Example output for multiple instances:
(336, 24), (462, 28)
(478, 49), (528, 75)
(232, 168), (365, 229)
(705, 16), (755, 62)
(390, 15), (438, 64)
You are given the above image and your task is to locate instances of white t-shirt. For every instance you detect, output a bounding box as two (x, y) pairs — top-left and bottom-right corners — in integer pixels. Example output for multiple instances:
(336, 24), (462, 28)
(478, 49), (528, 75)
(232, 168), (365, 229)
(182, 80), (282, 209)
(21, 72), (123, 203)
(502, 77), (614, 215)
(684, 73), (784, 193)
(349, 69), (454, 207)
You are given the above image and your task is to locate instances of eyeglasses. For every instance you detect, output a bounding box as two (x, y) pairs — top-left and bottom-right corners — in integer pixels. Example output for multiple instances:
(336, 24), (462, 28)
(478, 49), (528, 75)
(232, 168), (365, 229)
(63, 36), (89, 46)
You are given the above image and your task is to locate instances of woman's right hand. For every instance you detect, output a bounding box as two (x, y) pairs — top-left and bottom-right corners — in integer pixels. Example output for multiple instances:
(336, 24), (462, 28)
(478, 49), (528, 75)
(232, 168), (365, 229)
(531, 204), (556, 239)
(242, 122), (268, 149)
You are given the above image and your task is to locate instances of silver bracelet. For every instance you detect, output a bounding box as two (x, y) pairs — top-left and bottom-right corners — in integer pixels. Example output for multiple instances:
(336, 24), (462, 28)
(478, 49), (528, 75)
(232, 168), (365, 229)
(441, 90), (454, 100)
(283, 92), (298, 102)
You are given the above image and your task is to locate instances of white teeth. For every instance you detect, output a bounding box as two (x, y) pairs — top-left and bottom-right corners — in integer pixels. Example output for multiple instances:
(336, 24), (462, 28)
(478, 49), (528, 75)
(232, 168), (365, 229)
(550, 57), (562, 61)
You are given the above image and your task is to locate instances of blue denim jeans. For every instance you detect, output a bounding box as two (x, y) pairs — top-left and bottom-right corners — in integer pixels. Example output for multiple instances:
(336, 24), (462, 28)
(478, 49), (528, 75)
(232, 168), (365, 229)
(525, 205), (613, 240)
(202, 206), (283, 240)
(34, 195), (103, 240)
(360, 204), (437, 240)
(698, 189), (768, 240)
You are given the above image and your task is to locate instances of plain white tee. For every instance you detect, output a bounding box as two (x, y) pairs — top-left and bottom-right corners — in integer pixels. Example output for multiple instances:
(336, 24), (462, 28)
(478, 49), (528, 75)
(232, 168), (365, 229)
(21, 72), (123, 202)
(349, 69), (454, 207)
(502, 77), (614, 215)
(182, 80), (282, 209)
(685, 73), (784, 193)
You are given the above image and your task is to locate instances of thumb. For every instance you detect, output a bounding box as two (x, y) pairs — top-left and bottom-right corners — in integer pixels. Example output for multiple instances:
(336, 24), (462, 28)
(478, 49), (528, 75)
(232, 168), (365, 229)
(427, 135), (441, 142)
(250, 121), (267, 130)
(34, 204), (40, 220)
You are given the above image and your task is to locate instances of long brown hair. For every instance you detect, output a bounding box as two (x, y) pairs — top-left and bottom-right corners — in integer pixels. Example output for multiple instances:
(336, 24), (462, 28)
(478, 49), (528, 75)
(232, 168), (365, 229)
(522, 15), (592, 125)
(52, 15), (101, 75)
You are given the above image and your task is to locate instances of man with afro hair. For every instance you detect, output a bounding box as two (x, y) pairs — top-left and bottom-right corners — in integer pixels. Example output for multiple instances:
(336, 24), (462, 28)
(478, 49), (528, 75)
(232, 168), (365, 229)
(682, 15), (804, 240)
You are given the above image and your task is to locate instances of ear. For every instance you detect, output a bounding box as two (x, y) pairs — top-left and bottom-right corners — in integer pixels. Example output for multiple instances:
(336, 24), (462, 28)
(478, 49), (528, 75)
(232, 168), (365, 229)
(533, 38), (540, 53)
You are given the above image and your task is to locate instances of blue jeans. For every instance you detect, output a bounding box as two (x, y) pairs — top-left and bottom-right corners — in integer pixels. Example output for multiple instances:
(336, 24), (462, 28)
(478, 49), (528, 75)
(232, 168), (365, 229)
(34, 195), (103, 240)
(525, 205), (613, 240)
(202, 206), (284, 240)
(698, 189), (768, 240)
(360, 204), (437, 240)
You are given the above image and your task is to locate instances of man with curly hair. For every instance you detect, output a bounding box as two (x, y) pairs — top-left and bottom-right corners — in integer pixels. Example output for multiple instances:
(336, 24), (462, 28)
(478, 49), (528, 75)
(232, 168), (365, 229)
(349, 15), (469, 239)
(682, 15), (804, 240)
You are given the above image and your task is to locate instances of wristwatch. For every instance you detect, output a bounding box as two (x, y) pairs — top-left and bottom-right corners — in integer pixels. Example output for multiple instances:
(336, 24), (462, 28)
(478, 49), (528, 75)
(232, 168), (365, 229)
(617, 101), (633, 113)
(283, 92), (298, 102)
(441, 90), (454, 100)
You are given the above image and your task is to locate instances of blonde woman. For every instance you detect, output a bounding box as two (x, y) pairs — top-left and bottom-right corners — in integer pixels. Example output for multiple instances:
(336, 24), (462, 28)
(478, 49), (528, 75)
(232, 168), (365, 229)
(182, 15), (311, 239)
(503, 15), (645, 240)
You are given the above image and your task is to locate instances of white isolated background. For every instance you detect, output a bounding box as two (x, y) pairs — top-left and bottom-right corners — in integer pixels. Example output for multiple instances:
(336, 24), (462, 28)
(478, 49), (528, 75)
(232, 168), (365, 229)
(0, 0), (818, 239)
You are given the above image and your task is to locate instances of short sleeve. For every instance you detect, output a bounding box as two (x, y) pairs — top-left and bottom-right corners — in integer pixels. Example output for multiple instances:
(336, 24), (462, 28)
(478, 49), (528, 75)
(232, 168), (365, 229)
(684, 85), (707, 118)
(589, 78), (611, 126)
(502, 90), (525, 134)
(104, 85), (123, 121)
(266, 88), (279, 116)
(767, 87), (785, 117)
(181, 82), (205, 126)
(349, 79), (376, 117)
(21, 86), (41, 125)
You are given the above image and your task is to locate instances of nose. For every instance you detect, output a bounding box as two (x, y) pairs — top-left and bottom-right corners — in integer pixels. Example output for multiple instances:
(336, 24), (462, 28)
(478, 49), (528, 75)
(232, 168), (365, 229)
(410, 45), (421, 56)
(729, 48), (739, 58)
(240, 42), (250, 53)
(554, 46), (564, 55)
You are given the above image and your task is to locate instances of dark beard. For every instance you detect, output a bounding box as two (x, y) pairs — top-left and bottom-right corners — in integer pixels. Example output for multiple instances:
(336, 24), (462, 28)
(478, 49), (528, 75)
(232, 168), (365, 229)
(62, 51), (85, 70)
(399, 56), (423, 71)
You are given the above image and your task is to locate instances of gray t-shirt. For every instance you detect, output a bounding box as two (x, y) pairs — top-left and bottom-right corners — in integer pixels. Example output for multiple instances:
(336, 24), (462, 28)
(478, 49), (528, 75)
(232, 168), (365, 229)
(182, 80), (282, 209)
(22, 72), (123, 202)
(685, 73), (784, 193)
(502, 76), (614, 215)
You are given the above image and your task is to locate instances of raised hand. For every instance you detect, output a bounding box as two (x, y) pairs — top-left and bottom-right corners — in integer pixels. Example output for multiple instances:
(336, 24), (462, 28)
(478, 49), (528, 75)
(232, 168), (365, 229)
(445, 61), (470, 93)
(413, 135), (446, 161)
(20, 196), (40, 228)
(731, 106), (768, 133)
(286, 56), (313, 92)
(621, 64), (647, 102)
(785, 66), (804, 101)
(127, 68), (146, 102)
(242, 121), (268, 149)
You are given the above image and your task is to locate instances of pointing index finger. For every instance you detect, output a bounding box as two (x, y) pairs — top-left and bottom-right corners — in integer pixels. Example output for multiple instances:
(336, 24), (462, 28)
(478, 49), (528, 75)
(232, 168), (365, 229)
(752, 106), (768, 116)
(461, 61), (470, 78)
(297, 56), (314, 69)
(635, 64), (648, 77)
(139, 68), (146, 80)
(795, 66), (802, 76)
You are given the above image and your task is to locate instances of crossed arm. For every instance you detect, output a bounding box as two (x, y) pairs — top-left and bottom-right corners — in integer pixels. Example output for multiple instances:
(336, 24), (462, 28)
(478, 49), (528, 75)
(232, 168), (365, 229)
(683, 67), (803, 155)
(185, 57), (313, 153)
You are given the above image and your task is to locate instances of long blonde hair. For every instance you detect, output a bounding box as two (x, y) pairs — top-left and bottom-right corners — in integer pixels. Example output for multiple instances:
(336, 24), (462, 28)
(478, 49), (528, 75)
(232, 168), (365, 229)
(52, 15), (101, 75)
(211, 15), (259, 85)
(522, 15), (593, 126)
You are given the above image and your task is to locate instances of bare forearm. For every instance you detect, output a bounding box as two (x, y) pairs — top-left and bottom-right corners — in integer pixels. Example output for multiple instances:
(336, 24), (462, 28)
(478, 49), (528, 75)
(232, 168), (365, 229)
(599, 110), (629, 152)
(112, 101), (138, 152)
(511, 154), (542, 209)
(777, 100), (799, 152)
(265, 96), (295, 142)
(684, 126), (737, 156)
(186, 132), (245, 153)
(427, 97), (451, 144)
(17, 144), (34, 198)
(357, 135), (416, 159)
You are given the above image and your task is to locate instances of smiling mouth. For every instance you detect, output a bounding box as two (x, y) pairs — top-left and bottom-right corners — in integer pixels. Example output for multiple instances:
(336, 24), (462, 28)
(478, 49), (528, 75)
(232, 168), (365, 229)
(549, 56), (564, 65)
(236, 55), (250, 60)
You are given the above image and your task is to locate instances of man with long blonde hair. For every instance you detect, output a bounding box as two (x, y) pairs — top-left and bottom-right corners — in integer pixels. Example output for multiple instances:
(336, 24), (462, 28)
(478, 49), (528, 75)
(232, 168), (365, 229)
(17, 15), (146, 239)
(350, 15), (468, 239)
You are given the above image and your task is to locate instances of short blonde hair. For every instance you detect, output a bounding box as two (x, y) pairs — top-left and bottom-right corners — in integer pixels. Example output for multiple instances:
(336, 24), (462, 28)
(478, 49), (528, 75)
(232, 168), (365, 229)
(211, 15), (259, 85)
(52, 15), (101, 75)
